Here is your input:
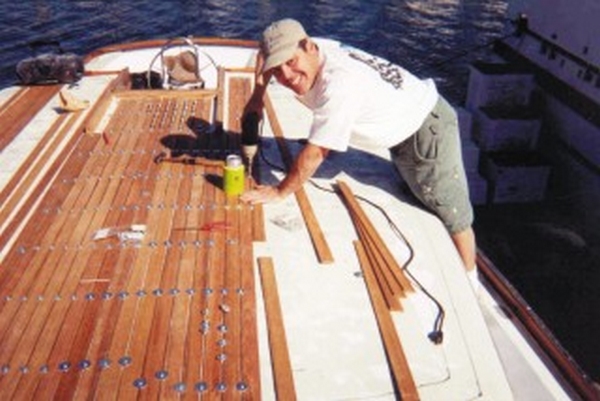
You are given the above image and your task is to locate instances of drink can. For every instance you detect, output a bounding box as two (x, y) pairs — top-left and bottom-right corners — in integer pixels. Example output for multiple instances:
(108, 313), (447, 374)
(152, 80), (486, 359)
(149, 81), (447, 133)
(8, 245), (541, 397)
(223, 154), (244, 196)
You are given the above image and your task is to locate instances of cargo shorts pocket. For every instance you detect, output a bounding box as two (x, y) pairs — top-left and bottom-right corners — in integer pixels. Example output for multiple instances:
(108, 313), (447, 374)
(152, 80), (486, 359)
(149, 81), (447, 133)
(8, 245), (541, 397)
(414, 111), (441, 161)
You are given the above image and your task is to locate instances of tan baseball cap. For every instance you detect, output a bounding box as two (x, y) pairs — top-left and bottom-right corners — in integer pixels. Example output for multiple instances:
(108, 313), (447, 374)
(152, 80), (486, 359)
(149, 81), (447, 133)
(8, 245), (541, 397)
(260, 19), (308, 72)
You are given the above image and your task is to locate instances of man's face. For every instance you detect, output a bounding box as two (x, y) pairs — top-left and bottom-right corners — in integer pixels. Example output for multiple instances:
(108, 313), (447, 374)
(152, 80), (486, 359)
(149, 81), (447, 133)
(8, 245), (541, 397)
(271, 41), (320, 95)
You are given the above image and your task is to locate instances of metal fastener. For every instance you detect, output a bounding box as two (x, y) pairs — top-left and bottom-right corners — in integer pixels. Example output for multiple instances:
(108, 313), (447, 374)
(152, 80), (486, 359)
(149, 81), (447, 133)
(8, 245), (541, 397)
(133, 378), (147, 389)
(58, 361), (71, 372)
(155, 370), (168, 380)
(119, 356), (132, 367)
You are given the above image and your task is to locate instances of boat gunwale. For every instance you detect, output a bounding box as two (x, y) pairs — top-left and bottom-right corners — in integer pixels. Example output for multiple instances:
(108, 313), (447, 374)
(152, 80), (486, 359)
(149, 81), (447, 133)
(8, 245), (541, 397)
(84, 37), (259, 65)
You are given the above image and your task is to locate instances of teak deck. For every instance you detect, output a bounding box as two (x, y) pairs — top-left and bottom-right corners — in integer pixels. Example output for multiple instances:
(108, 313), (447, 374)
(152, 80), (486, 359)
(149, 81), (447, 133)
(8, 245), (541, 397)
(0, 72), (265, 399)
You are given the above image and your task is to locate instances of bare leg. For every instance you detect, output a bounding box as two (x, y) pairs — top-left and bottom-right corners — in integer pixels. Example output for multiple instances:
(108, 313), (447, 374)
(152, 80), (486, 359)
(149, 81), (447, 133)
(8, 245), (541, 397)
(450, 226), (476, 271)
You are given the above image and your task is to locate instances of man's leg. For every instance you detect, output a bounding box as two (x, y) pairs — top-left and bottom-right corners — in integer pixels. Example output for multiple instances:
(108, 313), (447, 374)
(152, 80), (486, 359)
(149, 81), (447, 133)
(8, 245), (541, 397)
(451, 226), (476, 271)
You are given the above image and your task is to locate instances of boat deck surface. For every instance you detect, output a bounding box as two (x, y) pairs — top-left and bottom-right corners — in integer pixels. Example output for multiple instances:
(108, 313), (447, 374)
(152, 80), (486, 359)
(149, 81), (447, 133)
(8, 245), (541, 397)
(0, 43), (580, 400)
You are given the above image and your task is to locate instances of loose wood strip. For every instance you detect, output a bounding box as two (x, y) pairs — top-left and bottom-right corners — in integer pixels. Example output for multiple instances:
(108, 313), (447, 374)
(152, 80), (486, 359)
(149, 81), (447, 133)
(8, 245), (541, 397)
(258, 257), (297, 401)
(353, 240), (419, 401)
(264, 93), (334, 264)
(337, 180), (414, 294)
(355, 219), (402, 311)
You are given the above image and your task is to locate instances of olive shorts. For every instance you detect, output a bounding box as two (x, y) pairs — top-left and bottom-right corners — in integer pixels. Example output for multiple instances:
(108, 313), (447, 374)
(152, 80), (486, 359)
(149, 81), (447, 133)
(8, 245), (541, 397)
(390, 96), (473, 234)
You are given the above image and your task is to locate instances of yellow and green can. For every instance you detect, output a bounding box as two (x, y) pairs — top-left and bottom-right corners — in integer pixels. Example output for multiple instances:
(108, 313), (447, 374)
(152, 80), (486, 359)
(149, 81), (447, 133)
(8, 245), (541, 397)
(223, 154), (245, 196)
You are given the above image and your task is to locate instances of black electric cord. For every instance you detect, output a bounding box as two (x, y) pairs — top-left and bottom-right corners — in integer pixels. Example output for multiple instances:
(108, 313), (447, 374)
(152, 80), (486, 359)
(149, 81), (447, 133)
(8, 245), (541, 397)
(254, 127), (445, 344)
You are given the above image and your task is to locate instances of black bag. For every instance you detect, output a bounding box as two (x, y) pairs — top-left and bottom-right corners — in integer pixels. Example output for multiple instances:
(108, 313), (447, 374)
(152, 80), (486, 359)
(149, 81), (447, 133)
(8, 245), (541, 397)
(16, 40), (84, 85)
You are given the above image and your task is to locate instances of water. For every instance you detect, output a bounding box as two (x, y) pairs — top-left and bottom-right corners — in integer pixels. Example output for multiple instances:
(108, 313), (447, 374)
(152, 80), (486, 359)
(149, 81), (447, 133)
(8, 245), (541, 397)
(2, 0), (597, 386)
(0, 0), (509, 103)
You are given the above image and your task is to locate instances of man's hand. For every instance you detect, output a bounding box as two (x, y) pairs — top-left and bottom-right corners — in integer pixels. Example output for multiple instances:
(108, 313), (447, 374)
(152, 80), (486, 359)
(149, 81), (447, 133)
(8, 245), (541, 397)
(240, 184), (282, 204)
(240, 143), (329, 205)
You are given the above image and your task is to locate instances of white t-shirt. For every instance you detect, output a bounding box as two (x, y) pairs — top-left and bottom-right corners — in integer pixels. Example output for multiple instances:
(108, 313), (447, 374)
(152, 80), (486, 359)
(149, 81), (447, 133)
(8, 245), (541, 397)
(298, 41), (439, 152)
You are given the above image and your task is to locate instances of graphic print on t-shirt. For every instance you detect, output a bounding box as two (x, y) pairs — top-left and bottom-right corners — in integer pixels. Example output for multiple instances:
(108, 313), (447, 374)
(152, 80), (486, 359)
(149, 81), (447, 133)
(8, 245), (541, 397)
(348, 51), (404, 89)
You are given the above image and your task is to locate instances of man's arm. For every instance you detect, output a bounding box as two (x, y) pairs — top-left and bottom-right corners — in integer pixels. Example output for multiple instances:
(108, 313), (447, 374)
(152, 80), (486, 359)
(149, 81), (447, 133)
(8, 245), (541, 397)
(241, 143), (329, 204)
(244, 50), (273, 117)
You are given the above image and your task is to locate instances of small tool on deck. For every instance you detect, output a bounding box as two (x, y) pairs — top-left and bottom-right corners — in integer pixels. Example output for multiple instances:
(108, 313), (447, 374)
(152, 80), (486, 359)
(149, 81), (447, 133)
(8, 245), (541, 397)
(241, 112), (260, 178)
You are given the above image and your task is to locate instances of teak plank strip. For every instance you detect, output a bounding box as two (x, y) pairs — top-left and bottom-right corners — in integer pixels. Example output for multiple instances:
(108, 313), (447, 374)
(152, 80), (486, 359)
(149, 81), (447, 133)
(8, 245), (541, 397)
(336, 180), (414, 294)
(258, 257), (297, 401)
(0, 87), (28, 116)
(19, 101), (142, 400)
(59, 96), (160, 399)
(239, 198), (260, 397)
(54, 139), (152, 398)
(74, 99), (162, 399)
(353, 240), (419, 401)
(0, 110), (80, 252)
(0, 128), (105, 365)
(0, 70), (130, 254)
(159, 170), (201, 400)
(0, 84), (62, 151)
(264, 93), (334, 264)
(83, 69), (130, 134)
(0, 132), (96, 296)
(113, 101), (190, 399)
(2, 108), (135, 399)
(138, 162), (189, 401)
(90, 101), (174, 399)
(355, 220), (403, 311)
(0, 112), (68, 208)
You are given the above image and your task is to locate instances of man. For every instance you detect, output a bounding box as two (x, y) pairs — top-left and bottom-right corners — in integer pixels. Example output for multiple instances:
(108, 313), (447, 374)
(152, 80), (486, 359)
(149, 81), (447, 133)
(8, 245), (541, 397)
(241, 18), (478, 286)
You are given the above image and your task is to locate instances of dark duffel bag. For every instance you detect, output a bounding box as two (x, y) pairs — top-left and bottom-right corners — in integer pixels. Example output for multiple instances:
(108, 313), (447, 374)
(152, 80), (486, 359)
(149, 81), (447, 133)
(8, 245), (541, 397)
(16, 40), (84, 85)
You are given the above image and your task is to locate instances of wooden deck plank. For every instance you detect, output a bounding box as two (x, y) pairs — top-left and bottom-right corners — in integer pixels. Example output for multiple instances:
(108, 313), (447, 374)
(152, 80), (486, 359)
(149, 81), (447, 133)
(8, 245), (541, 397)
(71, 98), (163, 399)
(0, 131), (97, 298)
(4, 101), (142, 400)
(157, 166), (202, 399)
(258, 257), (297, 400)
(239, 198), (260, 398)
(0, 74), (263, 399)
(353, 240), (419, 401)
(52, 96), (161, 400)
(97, 98), (190, 399)
(0, 85), (62, 151)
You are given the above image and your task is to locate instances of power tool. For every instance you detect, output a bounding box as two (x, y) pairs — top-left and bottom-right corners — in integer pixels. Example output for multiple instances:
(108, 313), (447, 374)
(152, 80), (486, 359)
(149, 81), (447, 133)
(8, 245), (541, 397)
(241, 111), (260, 177)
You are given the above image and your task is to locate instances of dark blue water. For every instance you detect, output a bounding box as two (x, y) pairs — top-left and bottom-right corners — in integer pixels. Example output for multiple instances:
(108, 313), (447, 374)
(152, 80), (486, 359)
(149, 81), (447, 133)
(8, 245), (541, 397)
(0, 0), (510, 104)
